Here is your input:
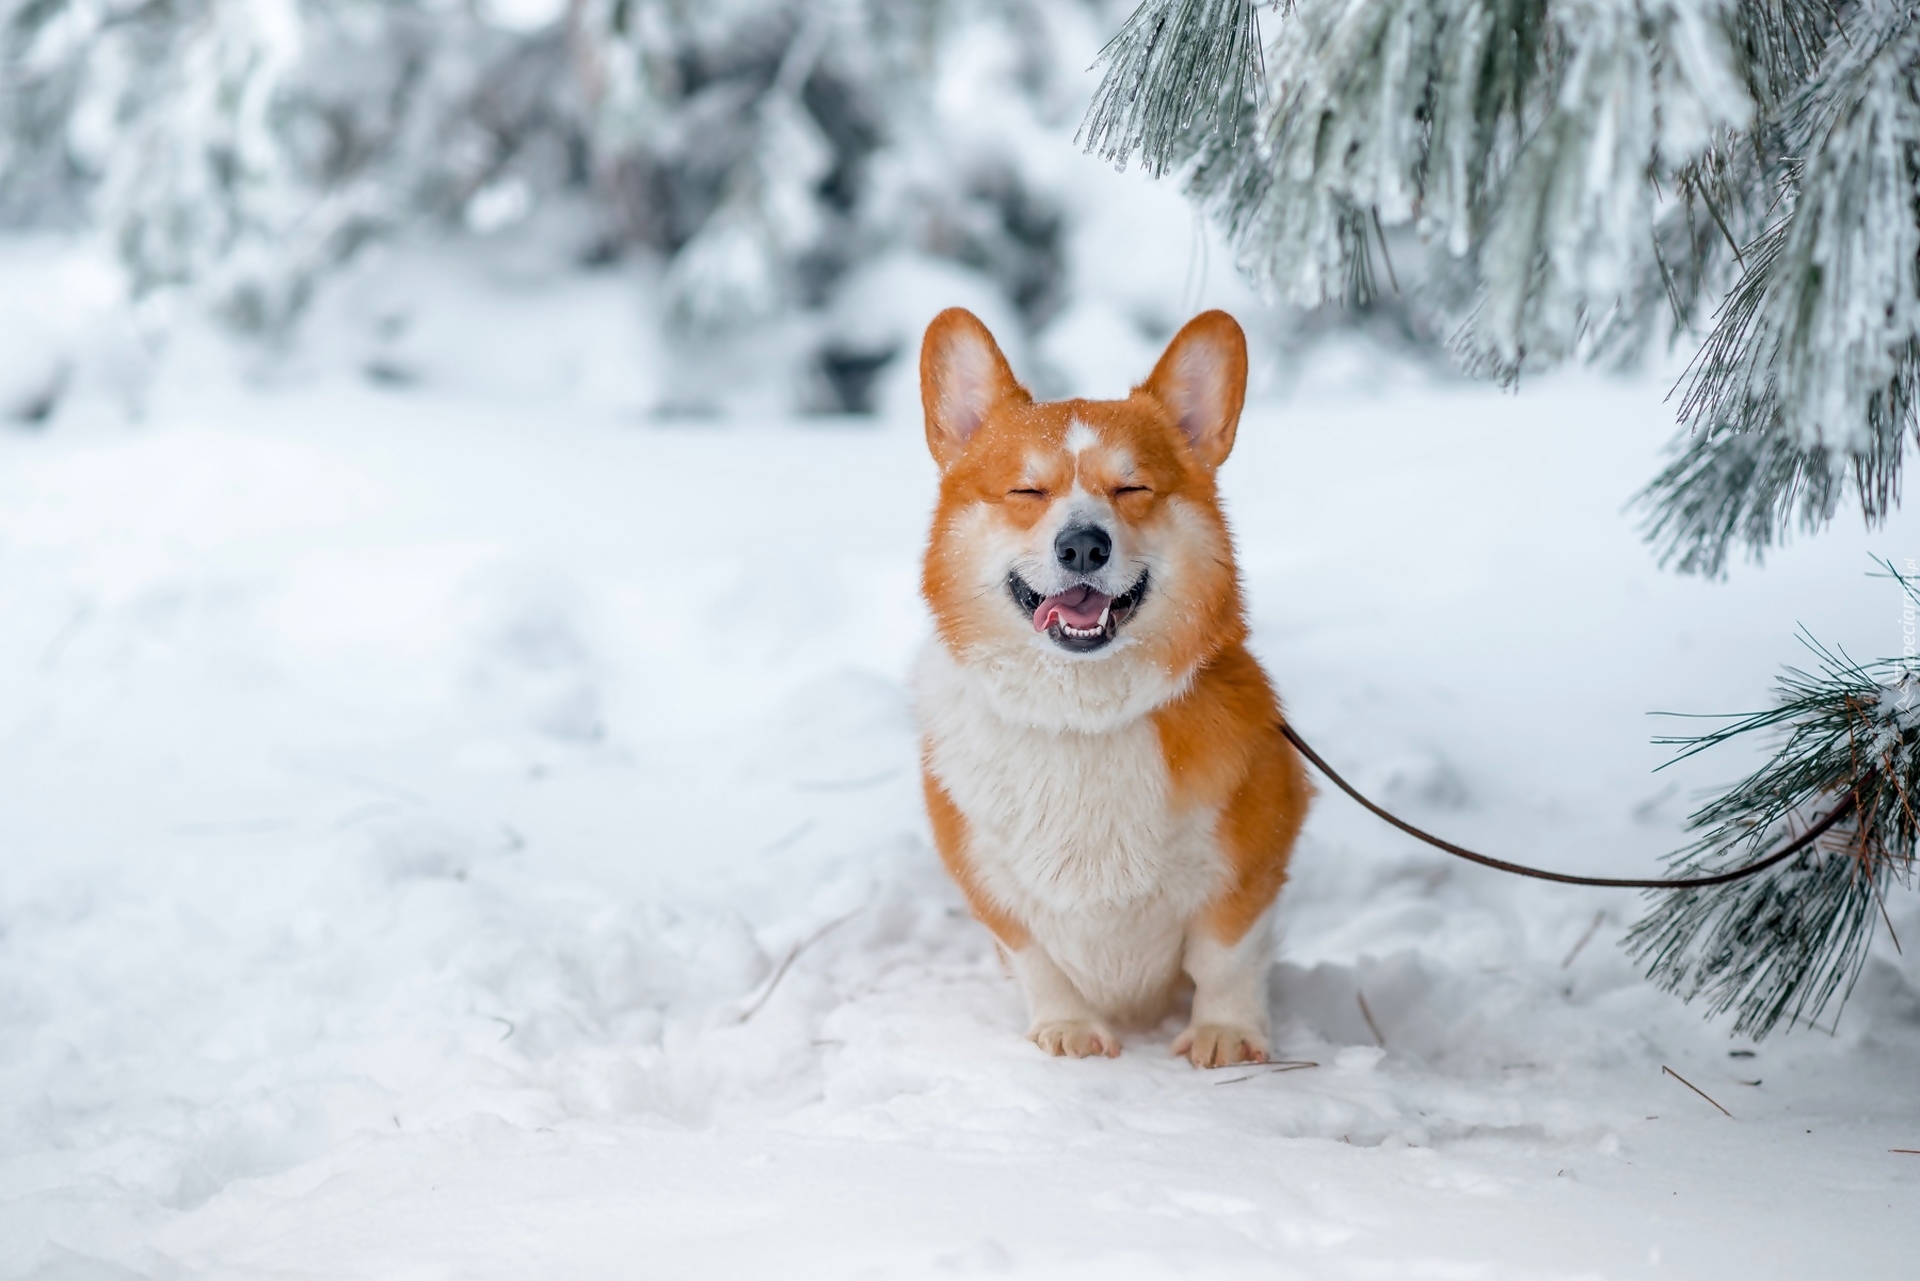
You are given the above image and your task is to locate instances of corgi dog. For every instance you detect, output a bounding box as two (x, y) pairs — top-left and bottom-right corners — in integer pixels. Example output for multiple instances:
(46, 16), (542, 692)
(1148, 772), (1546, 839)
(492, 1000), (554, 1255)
(914, 308), (1311, 1068)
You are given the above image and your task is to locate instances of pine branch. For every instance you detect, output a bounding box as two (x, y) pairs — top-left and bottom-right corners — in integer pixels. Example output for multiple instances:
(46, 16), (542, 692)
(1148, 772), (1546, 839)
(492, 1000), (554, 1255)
(1080, 0), (1264, 180)
(1628, 629), (1920, 1038)
(1093, 0), (1753, 355)
(1640, 2), (1920, 573)
(1728, 0), (1834, 112)
(1636, 402), (1855, 576)
(1078, 0), (1860, 403)
(1612, 126), (1784, 361)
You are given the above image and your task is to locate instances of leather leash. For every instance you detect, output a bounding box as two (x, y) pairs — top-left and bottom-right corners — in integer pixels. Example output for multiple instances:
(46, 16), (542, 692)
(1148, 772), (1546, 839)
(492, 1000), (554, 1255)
(1277, 720), (1865, 890)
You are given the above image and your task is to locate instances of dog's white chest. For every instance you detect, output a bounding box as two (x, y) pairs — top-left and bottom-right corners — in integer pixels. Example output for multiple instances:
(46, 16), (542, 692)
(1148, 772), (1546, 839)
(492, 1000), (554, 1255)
(916, 643), (1226, 1011)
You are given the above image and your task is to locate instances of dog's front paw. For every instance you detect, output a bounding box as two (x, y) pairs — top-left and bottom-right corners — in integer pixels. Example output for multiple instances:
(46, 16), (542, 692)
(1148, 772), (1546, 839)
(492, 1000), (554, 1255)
(1030, 1019), (1121, 1058)
(1173, 1023), (1268, 1068)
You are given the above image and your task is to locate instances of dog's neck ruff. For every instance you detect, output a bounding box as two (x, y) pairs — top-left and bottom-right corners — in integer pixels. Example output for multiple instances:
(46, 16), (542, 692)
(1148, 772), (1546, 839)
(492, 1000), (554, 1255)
(928, 633), (1194, 735)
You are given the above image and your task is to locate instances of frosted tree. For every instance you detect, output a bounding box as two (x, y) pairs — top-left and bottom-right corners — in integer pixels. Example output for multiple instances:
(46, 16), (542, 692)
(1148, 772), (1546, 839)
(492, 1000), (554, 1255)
(1083, 0), (1919, 1035)
(0, 0), (589, 328)
(0, 0), (1070, 405)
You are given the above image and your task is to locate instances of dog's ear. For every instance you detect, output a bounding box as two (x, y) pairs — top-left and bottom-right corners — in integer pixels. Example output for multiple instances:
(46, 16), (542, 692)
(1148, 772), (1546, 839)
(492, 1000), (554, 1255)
(1139, 310), (1247, 470)
(920, 308), (1028, 469)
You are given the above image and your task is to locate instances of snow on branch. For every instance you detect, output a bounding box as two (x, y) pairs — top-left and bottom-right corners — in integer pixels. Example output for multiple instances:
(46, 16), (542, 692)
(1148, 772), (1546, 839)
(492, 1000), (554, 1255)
(1080, 0), (1265, 180)
(1085, 0), (1752, 368)
(1648, 2), (1920, 574)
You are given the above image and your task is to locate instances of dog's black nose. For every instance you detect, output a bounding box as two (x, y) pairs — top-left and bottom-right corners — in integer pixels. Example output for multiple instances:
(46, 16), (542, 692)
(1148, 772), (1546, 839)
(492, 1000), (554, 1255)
(1054, 525), (1111, 574)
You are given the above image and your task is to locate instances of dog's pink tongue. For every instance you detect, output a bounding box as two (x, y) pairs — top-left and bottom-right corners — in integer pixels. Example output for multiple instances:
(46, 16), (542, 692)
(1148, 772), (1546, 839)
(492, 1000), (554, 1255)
(1033, 584), (1113, 632)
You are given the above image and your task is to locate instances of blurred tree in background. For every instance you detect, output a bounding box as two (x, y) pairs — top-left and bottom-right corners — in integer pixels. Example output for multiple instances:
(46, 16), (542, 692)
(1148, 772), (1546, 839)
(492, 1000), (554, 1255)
(0, 0), (1082, 408)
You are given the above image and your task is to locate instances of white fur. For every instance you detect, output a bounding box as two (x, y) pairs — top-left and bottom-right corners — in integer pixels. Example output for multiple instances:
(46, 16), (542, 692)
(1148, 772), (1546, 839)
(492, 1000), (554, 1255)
(1181, 918), (1272, 1042)
(1064, 420), (1099, 455)
(955, 635), (1186, 734)
(918, 641), (1256, 1027)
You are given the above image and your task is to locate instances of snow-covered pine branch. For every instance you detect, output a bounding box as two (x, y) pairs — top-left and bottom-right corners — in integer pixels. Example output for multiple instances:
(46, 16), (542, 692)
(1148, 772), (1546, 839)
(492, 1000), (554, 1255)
(1085, 0), (1920, 570)
(1087, 0), (1752, 373)
(1648, 2), (1920, 574)
(1629, 632), (1920, 1038)
(1078, 0), (1263, 182)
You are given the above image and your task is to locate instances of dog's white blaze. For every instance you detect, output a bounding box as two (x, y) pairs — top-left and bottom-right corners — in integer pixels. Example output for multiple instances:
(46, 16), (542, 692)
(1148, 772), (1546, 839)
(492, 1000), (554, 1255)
(1040, 480), (1136, 587)
(1054, 480), (1109, 535)
(917, 641), (1230, 1022)
(1064, 420), (1099, 455)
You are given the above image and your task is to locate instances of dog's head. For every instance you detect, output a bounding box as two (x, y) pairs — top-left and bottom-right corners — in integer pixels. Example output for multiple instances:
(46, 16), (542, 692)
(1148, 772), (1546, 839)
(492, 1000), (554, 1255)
(919, 307), (1249, 722)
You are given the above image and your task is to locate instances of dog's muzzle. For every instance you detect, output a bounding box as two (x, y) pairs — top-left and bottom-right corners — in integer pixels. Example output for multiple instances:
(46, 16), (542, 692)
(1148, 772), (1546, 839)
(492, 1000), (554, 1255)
(1009, 569), (1149, 653)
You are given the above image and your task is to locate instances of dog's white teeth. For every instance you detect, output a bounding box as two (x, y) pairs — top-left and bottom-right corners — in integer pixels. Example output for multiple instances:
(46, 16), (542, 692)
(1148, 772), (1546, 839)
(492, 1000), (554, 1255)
(1098, 604), (1111, 630)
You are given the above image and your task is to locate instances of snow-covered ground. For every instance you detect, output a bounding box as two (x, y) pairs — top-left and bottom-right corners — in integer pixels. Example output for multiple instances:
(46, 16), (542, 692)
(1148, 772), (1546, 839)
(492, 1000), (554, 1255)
(5, 238), (1920, 1279)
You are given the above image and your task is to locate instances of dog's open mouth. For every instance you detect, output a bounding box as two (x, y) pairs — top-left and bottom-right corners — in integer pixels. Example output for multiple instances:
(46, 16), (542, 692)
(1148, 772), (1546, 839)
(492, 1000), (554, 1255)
(1008, 571), (1149, 653)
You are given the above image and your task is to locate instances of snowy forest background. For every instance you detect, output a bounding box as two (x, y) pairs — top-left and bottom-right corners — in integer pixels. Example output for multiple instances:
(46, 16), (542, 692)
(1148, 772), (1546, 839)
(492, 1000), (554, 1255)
(3, 1), (1919, 1277)
(0, 0), (1286, 423)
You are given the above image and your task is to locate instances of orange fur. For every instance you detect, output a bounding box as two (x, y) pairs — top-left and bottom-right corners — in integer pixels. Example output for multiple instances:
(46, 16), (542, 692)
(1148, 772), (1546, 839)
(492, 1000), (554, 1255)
(1150, 647), (1313, 943)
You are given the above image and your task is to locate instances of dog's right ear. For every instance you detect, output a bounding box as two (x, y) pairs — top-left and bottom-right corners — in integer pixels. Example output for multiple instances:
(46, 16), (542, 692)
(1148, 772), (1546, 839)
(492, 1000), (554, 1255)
(920, 308), (1028, 469)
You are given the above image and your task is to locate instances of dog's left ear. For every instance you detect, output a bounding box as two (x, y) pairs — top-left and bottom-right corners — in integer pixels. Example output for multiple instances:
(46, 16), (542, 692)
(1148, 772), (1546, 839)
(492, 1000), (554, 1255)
(921, 308), (1029, 470)
(1139, 311), (1247, 470)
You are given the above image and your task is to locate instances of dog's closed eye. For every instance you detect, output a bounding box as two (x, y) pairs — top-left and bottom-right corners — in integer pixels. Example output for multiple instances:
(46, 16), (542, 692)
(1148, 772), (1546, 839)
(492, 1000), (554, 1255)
(1007, 487), (1049, 498)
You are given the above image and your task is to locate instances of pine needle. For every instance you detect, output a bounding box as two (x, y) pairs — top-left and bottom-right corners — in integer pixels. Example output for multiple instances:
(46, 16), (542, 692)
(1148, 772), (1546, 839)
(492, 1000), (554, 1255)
(1212, 1060), (1319, 1085)
(1356, 990), (1384, 1047)
(1663, 1065), (1735, 1118)
(1562, 910), (1606, 968)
